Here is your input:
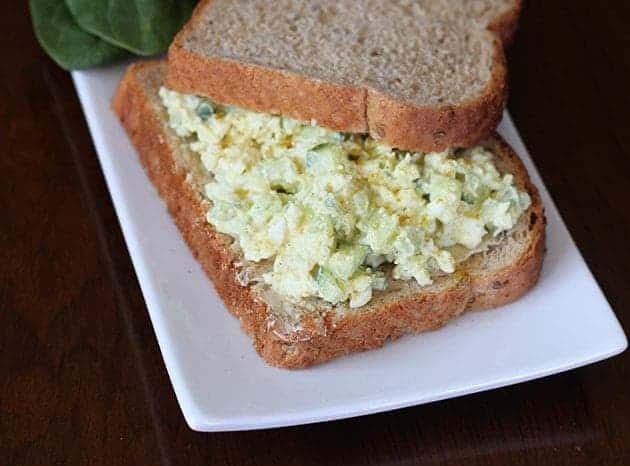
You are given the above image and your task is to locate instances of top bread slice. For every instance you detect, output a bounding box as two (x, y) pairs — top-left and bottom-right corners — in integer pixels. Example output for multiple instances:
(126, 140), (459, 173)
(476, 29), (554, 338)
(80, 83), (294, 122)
(113, 60), (545, 369)
(166, 0), (522, 153)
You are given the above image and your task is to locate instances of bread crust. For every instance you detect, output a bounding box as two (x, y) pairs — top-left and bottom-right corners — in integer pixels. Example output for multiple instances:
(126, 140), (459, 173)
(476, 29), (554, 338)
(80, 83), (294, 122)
(488, 0), (524, 47)
(113, 61), (545, 368)
(166, 0), (520, 153)
(167, 46), (369, 133)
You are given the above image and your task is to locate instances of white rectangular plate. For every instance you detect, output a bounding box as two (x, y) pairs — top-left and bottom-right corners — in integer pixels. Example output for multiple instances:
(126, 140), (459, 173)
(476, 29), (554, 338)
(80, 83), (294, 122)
(72, 63), (627, 432)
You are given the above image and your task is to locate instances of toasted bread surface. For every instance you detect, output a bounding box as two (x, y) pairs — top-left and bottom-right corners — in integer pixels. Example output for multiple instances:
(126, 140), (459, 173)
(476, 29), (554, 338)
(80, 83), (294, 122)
(167, 0), (522, 153)
(112, 61), (544, 368)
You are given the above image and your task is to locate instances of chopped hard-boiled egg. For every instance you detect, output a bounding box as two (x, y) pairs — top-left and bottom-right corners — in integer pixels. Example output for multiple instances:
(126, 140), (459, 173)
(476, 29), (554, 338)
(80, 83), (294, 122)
(159, 87), (531, 308)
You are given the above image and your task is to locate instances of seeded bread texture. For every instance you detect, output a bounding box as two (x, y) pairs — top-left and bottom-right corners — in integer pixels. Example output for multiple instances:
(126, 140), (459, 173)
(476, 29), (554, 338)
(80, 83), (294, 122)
(167, 0), (522, 153)
(113, 61), (545, 368)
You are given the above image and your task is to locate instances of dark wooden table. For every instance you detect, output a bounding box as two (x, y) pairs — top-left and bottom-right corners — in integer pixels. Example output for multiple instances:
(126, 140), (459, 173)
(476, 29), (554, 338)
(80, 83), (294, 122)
(3, 2), (630, 465)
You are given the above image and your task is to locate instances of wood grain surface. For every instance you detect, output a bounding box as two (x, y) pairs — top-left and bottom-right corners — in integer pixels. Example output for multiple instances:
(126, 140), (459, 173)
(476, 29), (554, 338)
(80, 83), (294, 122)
(2, 2), (629, 465)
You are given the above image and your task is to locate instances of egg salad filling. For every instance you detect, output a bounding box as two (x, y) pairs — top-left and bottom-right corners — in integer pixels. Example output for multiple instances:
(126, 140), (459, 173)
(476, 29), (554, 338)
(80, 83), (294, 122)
(159, 88), (531, 308)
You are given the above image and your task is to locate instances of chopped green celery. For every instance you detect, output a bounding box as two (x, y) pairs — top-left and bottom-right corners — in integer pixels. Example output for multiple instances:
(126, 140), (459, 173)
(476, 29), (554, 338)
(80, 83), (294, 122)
(326, 244), (369, 279)
(195, 100), (214, 121)
(314, 266), (346, 304)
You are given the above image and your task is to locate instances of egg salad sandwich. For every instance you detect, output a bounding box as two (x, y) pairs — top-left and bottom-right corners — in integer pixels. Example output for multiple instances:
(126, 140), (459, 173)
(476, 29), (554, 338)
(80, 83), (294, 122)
(113, 0), (544, 368)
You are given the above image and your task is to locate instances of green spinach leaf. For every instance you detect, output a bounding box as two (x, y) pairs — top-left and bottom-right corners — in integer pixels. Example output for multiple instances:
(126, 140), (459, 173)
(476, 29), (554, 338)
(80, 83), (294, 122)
(29, 0), (127, 70)
(65, 0), (197, 56)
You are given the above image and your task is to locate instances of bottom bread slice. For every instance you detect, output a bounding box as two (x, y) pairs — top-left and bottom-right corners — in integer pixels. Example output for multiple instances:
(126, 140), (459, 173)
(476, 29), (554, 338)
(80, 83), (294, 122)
(112, 60), (546, 368)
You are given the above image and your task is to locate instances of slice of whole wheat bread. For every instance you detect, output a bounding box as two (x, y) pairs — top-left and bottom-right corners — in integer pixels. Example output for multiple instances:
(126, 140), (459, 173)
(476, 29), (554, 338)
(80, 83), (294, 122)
(112, 61), (545, 368)
(166, 0), (522, 153)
